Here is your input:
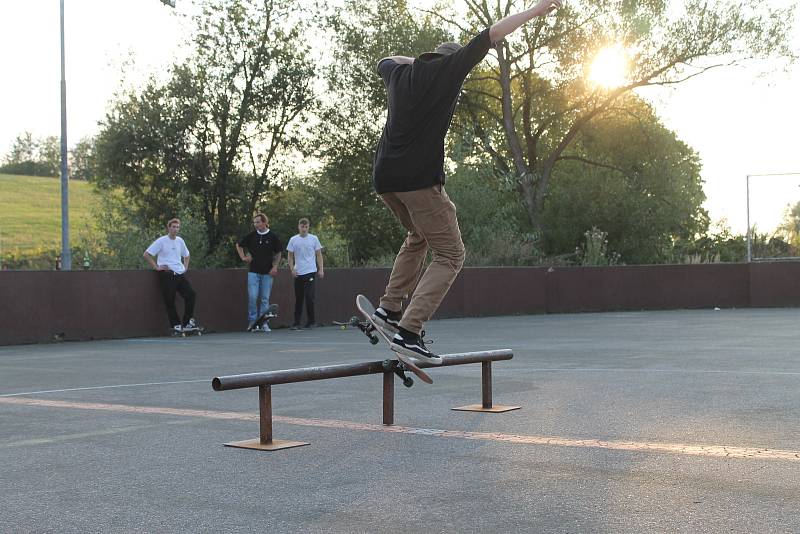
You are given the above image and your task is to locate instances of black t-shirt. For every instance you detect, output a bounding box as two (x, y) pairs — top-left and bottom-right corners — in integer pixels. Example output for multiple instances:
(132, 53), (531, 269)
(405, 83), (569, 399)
(372, 28), (492, 194)
(238, 230), (283, 274)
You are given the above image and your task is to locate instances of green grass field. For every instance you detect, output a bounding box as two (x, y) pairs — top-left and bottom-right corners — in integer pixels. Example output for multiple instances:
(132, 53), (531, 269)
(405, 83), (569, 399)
(0, 174), (102, 253)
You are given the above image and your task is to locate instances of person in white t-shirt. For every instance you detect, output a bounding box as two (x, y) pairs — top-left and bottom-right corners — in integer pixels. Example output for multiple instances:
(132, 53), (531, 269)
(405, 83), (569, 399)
(143, 218), (199, 332)
(286, 218), (324, 329)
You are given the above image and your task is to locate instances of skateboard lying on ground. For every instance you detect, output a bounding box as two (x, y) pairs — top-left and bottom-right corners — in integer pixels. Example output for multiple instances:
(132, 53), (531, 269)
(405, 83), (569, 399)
(333, 316), (361, 331)
(247, 303), (279, 332)
(173, 325), (206, 338)
(334, 316), (378, 340)
(355, 294), (433, 386)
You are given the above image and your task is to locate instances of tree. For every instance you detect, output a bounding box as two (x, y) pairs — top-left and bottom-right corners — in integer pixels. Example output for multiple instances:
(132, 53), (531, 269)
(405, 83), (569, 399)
(778, 201), (800, 251)
(447, 0), (795, 235)
(540, 95), (708, 263)
(3, 132), (37, 166)
(37, 136), (61, 177)
(93, 0), (316, 257)
(69, 137), (95, 181)
(0, 132), (59, 176)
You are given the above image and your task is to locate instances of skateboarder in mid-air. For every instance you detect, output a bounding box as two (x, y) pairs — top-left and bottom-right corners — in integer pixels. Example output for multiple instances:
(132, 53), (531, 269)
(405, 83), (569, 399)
(371, 0), (562, 363)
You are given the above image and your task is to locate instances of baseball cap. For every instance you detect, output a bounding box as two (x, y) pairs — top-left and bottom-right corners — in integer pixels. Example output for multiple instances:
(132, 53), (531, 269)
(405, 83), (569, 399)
(418, 42), (462, 61)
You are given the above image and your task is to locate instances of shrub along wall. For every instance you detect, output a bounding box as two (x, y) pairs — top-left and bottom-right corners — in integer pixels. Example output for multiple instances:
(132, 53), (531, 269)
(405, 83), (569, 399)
(1, 262), (799, 345)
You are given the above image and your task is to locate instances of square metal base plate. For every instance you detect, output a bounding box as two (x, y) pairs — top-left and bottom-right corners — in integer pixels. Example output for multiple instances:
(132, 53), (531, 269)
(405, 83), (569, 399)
(224, 439), (310, 451)
(451, 404), (521, 413)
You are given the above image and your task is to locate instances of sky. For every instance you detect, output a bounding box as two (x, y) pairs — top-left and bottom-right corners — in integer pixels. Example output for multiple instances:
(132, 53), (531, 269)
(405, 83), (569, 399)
(0, 0), (798, 235)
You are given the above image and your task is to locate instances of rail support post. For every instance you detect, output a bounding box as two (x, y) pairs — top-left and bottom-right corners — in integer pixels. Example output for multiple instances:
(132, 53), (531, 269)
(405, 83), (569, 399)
(451, 361), (521, 413)
(383, 371), (394, 426)
(224, 385), (309, 451)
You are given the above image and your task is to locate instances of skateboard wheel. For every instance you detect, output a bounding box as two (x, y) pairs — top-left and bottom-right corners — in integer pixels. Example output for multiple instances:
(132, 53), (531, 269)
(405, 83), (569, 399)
(369, 335), (379, 345)
(403, 377), (414, 388)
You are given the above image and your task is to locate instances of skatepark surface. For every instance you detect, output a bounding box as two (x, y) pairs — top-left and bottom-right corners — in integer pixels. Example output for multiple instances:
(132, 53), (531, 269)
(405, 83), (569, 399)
(2, 308), (799, 532)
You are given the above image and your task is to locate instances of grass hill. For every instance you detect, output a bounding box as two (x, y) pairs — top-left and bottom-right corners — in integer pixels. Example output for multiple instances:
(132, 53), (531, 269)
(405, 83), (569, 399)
(0, 173), (102, 254)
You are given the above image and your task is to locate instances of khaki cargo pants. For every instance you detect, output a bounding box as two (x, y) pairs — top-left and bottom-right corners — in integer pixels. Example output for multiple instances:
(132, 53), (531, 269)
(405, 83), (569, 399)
(379, 185), (465, 334)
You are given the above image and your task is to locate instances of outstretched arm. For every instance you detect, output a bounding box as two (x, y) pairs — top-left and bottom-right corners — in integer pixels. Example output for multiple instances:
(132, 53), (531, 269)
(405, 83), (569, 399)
(377, 56), (414, 68)
(489, 0), (562, 43)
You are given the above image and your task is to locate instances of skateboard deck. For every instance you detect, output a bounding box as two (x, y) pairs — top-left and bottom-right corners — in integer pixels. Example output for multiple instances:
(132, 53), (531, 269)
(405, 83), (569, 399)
(248, 303), (279, 331)
(355, 294), (433, 385)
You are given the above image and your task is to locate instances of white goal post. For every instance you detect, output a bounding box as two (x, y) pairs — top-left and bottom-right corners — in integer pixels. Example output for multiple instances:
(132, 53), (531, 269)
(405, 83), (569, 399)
(746, 172), (800, 262)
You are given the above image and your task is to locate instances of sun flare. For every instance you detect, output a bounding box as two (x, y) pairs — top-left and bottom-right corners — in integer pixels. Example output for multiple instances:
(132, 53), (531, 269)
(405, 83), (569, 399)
(588, 44), (629, 89)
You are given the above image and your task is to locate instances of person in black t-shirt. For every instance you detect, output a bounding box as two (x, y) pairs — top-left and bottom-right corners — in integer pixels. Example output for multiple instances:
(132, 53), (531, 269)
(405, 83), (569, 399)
(236, 213), (284, 331)
(371, 0), (562, 363)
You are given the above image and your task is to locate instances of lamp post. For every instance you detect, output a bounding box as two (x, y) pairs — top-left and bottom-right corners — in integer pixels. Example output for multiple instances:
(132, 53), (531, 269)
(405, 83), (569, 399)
(59, 0), (70, 270)
(58, 0), (175, 270)
(745, 174), (751, 263)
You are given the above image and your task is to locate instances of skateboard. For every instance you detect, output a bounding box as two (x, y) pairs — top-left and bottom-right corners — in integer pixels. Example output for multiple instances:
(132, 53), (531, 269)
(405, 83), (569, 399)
(333, 316), (360, 330)
(334, 316), (379, 340)
(247, 303), (279, 332)
(173, 326), (206, 338)
(355, 294), (433, 385)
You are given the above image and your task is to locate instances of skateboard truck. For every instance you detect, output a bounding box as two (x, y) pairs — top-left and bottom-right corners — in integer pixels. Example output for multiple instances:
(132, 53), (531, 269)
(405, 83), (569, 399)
(382, 359), (414, 387)
(350, 316), (379, 345)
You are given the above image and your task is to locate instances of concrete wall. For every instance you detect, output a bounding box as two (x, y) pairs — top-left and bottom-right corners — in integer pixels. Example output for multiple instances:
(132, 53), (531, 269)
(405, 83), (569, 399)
(1, 262), (798, 345)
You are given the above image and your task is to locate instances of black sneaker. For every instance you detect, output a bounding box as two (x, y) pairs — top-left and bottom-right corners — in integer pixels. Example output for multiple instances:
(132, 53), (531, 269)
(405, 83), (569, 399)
(390, 329), (442, 365)
(290, 324), (302, 331)
(373, 306), (401, 333)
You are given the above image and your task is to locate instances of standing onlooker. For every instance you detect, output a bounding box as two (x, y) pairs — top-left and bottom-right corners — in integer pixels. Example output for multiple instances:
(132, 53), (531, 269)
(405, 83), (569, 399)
(286, 218), (324, 329)
(143, 218), (199, 333)
(235, 213), (283, 331)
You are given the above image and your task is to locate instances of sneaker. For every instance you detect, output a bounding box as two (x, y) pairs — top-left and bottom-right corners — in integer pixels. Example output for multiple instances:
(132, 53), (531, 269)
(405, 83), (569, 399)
(373, 307), (401, 333)
(261, 323), (271, 332)
(290, 324), (302, 331)
(390, 329), (442, 365)
(185, 318), (198, 330)
(250, 324), (261, 332)
(172, 324), (183, 333)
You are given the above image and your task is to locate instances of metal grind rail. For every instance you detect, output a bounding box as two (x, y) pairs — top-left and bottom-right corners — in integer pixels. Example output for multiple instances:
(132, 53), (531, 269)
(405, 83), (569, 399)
(212, 349), (520, 451)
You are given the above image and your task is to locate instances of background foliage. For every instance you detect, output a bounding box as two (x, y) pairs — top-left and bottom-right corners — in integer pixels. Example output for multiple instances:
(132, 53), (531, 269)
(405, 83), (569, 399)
(1, 0), (796, 269)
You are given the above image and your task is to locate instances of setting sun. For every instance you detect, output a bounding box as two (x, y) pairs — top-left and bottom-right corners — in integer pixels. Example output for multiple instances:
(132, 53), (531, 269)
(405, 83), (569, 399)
(588, 44), (630, 89)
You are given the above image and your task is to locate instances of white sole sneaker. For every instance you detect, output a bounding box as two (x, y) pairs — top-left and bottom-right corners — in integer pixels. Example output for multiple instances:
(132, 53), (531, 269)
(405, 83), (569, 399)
(390, 341), (443, 365)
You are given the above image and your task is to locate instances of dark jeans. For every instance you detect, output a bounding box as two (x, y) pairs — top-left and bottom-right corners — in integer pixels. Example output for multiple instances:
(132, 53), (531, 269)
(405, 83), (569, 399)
(158, 271), (196, 327)
(293, 272), (316, 326)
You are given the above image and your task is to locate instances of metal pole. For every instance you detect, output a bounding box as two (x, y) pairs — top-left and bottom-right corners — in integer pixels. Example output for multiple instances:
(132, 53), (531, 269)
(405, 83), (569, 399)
(259, 385), (272, 444)
(382, 372), (394, 425)
(481, 361), (492, 409)
(745, 174), (751, 263)
(59, 0), (71, 270)
(212, 349), (514, 391)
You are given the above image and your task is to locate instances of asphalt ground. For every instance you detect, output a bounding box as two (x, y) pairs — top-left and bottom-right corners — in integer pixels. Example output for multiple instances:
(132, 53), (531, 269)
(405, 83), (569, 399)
(1, 308), (799, 533)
